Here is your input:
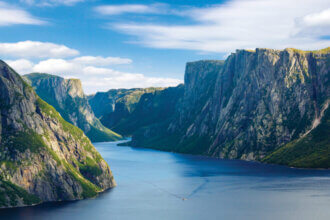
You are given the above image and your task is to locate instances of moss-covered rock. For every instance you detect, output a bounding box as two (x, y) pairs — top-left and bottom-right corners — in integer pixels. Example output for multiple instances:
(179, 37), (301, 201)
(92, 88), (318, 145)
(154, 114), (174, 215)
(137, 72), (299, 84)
(24, 73), (122, 142)
(130, 47), (329, 168)
(0, 60), (116, 208)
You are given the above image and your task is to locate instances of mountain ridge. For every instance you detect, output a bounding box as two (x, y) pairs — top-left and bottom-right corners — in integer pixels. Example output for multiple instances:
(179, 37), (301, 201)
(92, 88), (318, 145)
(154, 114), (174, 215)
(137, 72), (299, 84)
(0, 61), (115, 208)
(98, 47), (330, 168)
(24, 73), (122, 142)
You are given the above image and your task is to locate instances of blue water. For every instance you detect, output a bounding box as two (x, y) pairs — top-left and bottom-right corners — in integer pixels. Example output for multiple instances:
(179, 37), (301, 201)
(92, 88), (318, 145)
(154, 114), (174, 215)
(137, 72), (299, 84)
(1, 140), (330, 220)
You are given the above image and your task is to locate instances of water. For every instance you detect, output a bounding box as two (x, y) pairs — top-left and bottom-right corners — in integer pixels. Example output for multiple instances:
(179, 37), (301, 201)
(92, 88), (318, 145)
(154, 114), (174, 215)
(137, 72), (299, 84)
(1, 140), (330, 220)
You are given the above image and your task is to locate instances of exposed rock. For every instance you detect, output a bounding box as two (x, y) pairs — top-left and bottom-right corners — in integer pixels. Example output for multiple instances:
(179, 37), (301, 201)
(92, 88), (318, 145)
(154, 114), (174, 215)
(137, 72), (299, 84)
(88, 87), (165, 134)
(130, 47), (330, 168)
(24, 73), (121, 142)
(0, 61), (115, 208)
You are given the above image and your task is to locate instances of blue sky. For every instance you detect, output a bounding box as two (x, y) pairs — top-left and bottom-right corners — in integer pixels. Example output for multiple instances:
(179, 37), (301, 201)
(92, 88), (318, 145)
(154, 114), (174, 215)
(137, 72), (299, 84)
(0, 0), (329, 94)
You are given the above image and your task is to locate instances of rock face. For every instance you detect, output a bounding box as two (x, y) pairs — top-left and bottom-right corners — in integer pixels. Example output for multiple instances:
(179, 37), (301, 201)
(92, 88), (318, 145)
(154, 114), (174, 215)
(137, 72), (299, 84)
(0, 61), (115, 208)
(24, 73), (122, 142)
(131, 48), (330, 168)
(88, 88), (164, 134)
(113, 85), (184, 136)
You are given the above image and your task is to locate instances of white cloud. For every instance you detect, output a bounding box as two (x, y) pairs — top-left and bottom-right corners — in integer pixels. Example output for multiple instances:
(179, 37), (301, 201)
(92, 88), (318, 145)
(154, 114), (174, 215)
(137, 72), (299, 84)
(0, 1), (45, 26)
(20, 0), (84, 7)
(7, 57), (182, 94)
(72, 56), (132, 66)
(5, 59), (34, 74)
(0, 41), (79, 58)
(83, 73), (181, 94)
(95, 4), (166, 15)
(82, 66), (121, 75)
(110, 0), (330, 53)
(33, 58), (81, 73)
(300, 9), (330, 27)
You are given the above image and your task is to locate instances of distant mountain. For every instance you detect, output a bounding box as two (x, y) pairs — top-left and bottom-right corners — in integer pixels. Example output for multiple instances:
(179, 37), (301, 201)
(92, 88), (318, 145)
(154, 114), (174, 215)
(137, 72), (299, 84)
(88, 87), (165, 134)
(111, 85), (184, 136)
(128, 48), (329, 168)
(24, 73), (122, 142)
(0, 61), (115, 208)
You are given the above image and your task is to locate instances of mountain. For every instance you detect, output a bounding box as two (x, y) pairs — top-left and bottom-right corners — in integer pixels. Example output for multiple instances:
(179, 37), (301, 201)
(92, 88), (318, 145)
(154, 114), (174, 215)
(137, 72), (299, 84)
(263, 101), (329, 168)
(88, 87), (164, 134)
(0, 61), (115, 208)
(129, 48), (330, 168)
(110, 85), (184, 136)
(24, 73), (122, 142)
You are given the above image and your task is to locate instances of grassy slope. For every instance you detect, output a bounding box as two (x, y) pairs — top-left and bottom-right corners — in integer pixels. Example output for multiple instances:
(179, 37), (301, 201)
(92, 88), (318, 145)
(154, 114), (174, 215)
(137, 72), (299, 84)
(86, 122), (122, 142)
(1, 65), (108, 207)
(98, 87), (164, 130)
(112, 86), (183, 136)
(36, 97), (105, 196)
(0, 179), (41, 208)
(263, 108), (330, 168)
(24, 73), (121, 142)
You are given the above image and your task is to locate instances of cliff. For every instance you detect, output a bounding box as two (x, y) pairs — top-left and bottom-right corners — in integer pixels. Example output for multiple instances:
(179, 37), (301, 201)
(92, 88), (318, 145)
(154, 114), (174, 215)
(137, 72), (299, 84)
(131, 48), (330, 168)
(88, 87), (164, 134)
(0, 61), (115, 208)
(24, 73), (122, 142)
(113, 85), (184, 136)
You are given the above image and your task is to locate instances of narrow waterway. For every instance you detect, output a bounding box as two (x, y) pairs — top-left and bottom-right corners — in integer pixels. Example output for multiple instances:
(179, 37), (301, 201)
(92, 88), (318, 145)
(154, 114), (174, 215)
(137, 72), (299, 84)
(1, 140), (330, 220)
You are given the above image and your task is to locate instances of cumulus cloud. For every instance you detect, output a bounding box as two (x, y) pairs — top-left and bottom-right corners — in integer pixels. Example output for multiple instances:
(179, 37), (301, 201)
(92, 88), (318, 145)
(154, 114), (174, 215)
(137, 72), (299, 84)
(0, 1), (45, 26)
(0, 41), (79, 58)
(72, 56), (132, 66)
(109, 0), (330, 53)
(33, 58), (81, 73)
(20, 0), (84, 7)
(95, 4), (167, 15)
(7, 57), (182, 94)
(300, 9), (330, 27)
(5, 59), (34, 74)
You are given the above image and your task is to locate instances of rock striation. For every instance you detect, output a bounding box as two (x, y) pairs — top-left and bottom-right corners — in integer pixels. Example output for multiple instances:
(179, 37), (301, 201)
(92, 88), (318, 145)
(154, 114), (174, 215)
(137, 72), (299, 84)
(88, 88), (164, 134)
(24, 73), (121, 142)
(0, 61), (115, 208)
(130, 48), (330, 168)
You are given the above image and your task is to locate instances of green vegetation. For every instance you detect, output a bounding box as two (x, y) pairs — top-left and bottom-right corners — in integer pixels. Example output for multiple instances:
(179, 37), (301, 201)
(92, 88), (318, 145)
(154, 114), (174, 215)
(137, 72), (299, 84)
(115, 88), (163, 113)
(23, 72), (56, 81)
(133, 130), (211, 156)
(36, 97), (86, 139)
(37, 97), (105, 174)
(0, 61), (114, 208)
(46, 147), (62, 166)
(111, 86), (184, 136)
(0, 179), (40, 207)
(25, 73), (122, 142)
(63, 161), (100, 198)
(78, 156), (103, 177)
(285, 47), (330, 55)
(0, 161), (18, 171)
(86, 123), (122, 142)
(89, 87), (164, 129)
(2, 128), (47, 153)
(263, 109), (330, 168)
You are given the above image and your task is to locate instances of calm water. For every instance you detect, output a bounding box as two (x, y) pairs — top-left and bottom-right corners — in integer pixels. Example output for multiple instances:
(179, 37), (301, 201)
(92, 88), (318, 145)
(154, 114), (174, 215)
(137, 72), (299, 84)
(1, 140), (330, 220)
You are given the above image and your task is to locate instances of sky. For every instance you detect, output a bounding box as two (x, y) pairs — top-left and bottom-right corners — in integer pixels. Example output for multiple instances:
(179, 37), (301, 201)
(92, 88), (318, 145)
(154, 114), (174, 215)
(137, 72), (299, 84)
(0, 0), (329, 94)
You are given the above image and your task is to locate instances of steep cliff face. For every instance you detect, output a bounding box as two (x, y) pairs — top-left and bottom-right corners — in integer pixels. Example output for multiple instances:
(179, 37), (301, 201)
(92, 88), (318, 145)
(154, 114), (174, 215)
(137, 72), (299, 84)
(206, 48), (329, 161)
(24, 73), (122, 142)
(263, 105), (330, 168)
(131, 48), (330, 168)
(0, 61), (115, 208)
(88, 88), (163, 132)
(131, 61), (224, 153)
(113, 85), (184, 136)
